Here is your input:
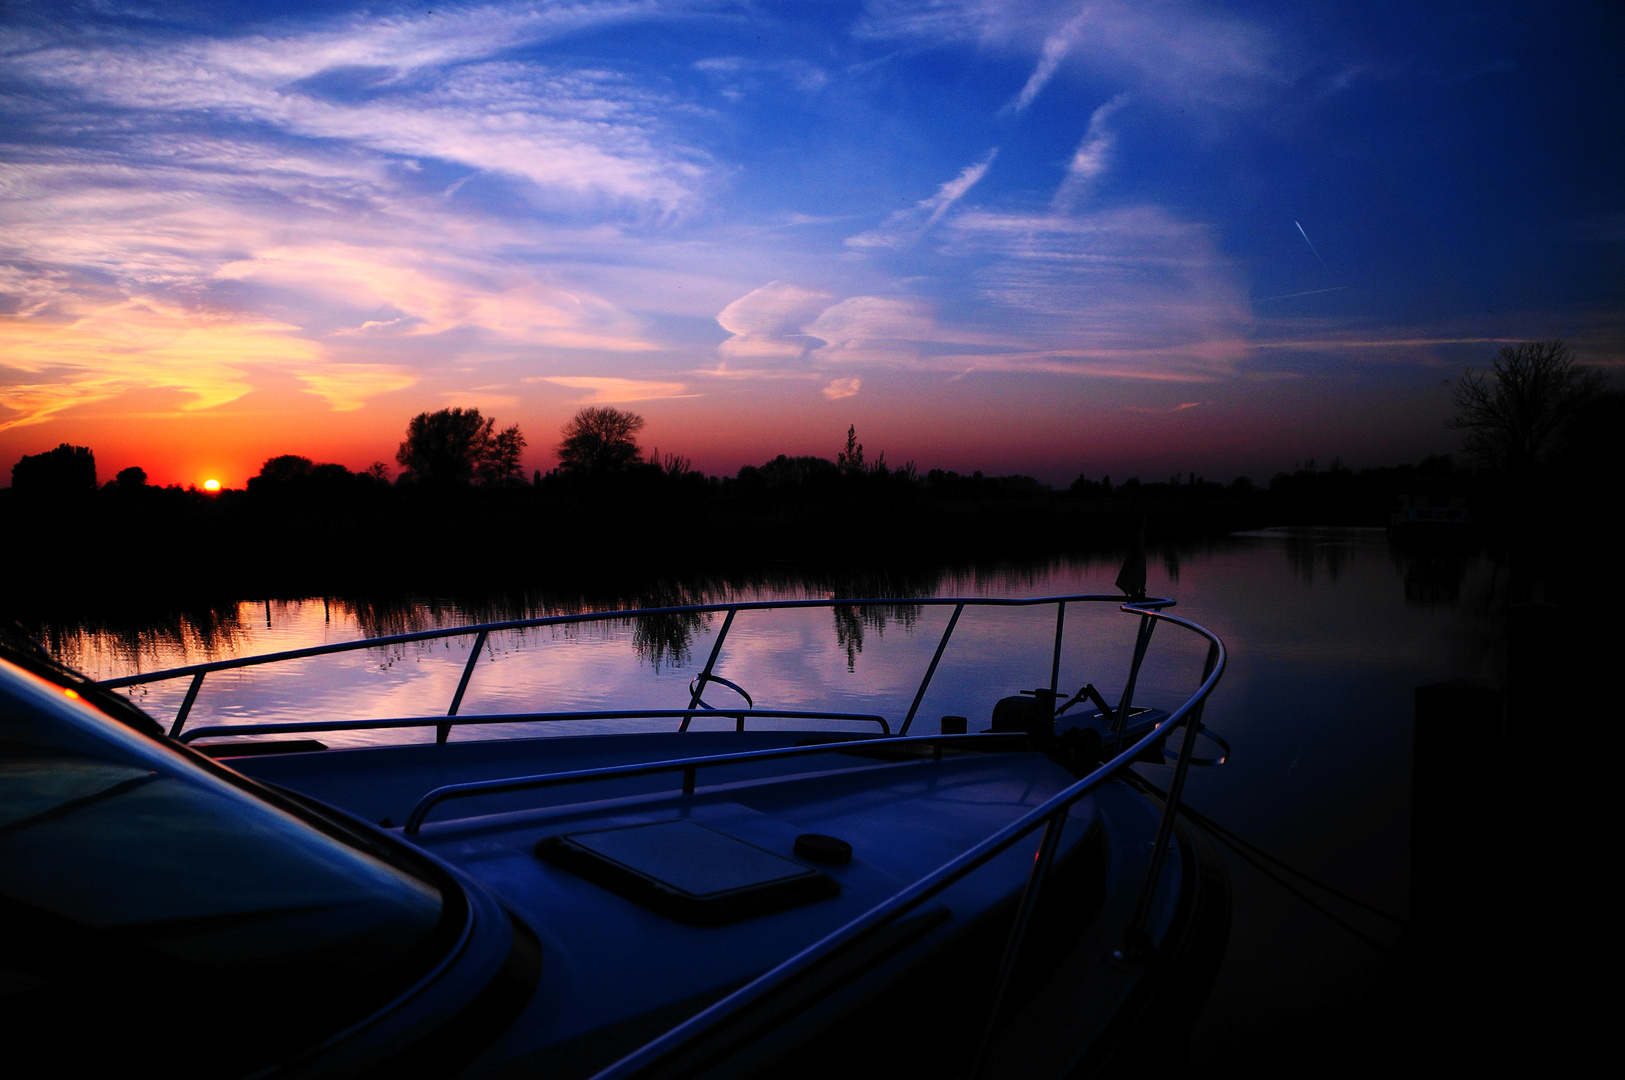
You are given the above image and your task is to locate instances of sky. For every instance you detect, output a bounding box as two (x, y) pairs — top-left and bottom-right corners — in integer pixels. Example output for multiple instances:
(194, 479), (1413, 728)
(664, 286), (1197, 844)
(1, 1), (1621, 488)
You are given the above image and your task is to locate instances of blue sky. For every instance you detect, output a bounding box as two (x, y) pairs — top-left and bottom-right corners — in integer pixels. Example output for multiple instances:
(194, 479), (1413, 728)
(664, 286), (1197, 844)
(1, 1), (1620, 484)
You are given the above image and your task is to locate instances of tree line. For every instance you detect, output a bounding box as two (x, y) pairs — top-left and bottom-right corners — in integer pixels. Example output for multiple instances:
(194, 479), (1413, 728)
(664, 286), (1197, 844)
(13, 336), (1616, 519)
(4, 340), (1618, 588)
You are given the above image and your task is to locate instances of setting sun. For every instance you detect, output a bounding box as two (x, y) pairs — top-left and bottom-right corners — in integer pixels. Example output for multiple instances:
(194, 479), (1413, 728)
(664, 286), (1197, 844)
(203, 478), (220, 492)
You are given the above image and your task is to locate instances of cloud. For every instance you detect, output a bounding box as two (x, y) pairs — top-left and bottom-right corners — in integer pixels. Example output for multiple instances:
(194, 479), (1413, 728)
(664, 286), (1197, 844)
(1007, 12), (1087, 113)
(806, 296), (939, 366)
(0, 298), (333, 430)
(694, 55), (830, 95)
(296, 364), (418, 411)
(1125, 400), (1207, 413)
(534, 376), (696, 402)
(216, 243), (660, 350)
(0, 7), (694, 434)
(708, 285), (998, 379)
(846, 150), (998, 250)
(933, 203), (1253, 380)
(714, 281), (834, 364)
(1052, 94), (1130, 210)
(5, 7), (708, 211)
(860, 0), (1282, 110)
(822, 377), (862, 400)
(707, 234), (1247, 385)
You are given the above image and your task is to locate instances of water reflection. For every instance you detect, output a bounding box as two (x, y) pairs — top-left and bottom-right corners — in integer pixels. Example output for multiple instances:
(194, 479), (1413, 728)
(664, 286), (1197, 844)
(630, 609), (711, 672)
(1396, 548), (1471, 606)
(13, 529), (1517, 1080)
(832, 603), (923, 672)
(32, 602), (260, 679)
(20, 563), (965, 681)
(1238, 527), (1367, 586)
(22, 538), (1509, 695)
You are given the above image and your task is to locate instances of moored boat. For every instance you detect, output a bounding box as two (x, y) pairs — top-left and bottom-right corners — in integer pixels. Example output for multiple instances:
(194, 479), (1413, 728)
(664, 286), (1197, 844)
(2, 594), (1229, 1079)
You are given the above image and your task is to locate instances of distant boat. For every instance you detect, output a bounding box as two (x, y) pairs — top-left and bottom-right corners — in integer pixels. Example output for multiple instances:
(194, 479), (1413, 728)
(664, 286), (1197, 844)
(1389, 494), (1471, 536)
(3, 594), (1231, 1079)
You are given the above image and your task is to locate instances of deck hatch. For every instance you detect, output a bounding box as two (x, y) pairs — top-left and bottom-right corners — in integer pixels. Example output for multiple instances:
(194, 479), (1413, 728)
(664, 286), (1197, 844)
(535, 820), (838, 924)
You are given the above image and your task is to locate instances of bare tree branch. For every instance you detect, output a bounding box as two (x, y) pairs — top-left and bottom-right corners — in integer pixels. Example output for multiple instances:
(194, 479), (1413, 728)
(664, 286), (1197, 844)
(1446, 339), (1604, 472)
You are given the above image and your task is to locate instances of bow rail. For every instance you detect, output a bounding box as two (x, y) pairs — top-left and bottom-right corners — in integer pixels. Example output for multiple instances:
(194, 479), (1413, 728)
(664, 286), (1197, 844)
(94, 594), (1225, 1080)
(99, 594), (1177, 742)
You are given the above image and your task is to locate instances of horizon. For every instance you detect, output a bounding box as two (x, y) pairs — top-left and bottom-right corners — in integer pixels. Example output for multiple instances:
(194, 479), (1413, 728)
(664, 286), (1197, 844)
(3, 2), (1621, 489)
(3, 404), (1469, 493)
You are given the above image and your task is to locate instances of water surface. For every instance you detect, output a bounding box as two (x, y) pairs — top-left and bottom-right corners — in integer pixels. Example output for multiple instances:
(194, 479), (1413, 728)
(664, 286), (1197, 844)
(36, 530), (1502, 1076)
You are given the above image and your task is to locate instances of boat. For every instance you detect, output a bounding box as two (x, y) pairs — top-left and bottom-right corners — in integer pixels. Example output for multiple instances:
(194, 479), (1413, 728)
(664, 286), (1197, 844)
(1, 594), (1230, 1079)
(1388, 493), (1473, 543)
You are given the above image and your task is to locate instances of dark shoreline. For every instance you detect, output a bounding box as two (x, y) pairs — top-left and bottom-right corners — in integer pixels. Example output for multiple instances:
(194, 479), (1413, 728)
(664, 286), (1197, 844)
(2, 455), (1494, 616)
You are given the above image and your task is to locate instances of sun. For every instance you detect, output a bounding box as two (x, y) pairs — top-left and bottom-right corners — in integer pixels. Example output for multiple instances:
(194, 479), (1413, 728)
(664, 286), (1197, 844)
(203, 478), (220, 492)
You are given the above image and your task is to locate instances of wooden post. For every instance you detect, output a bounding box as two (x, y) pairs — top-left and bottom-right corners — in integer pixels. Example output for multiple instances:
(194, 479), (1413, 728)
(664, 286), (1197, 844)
(1410, 680), (1501, 926)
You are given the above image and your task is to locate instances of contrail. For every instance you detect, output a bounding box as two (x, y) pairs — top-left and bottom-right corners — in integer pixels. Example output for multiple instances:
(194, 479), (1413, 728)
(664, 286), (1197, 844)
(1295, 220), (1330, 273)
(1254, 285), (1349, 302)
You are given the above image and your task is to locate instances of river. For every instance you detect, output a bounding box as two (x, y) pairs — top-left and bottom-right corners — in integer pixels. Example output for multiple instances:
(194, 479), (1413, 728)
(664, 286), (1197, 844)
(33, 526), (1502, 1076)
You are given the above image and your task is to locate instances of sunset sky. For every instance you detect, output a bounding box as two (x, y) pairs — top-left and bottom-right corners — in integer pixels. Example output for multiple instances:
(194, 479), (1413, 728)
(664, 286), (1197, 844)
(2, 1), (1621, 488)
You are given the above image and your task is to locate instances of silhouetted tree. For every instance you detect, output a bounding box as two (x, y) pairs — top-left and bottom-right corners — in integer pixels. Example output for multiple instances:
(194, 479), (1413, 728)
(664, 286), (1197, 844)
(481, 424), (528, 486)
(1448, 339), (1605, 474)
(647, 448), (695, 480)
(11, 443), (95, 494)
(256, 455), (314, 483)
(742, 455), (836, 489)
(115, 466), (148, 489)
(556, 407), (644, 477)
(397, 407), (496, 486)
(836, 425), (864, 477)
(309, 463), (354, 484)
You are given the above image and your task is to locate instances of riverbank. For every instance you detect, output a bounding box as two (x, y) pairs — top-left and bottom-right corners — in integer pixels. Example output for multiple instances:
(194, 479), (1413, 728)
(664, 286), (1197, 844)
(1, 455), (1494, 613)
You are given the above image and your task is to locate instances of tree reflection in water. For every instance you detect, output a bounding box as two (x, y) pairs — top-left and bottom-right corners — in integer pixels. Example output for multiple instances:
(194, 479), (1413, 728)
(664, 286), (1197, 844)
(26, 602), (257, 686)
(832, 603), (922, 673)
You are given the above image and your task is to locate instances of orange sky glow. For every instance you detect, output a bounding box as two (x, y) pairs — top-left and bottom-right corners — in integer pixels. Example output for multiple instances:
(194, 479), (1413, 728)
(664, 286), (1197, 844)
(3, 3), (1618, 490)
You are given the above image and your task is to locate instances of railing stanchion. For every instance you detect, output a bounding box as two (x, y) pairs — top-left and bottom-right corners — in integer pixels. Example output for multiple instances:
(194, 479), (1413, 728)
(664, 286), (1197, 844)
(1111, 612), (1158, 756)
(441, 628), (488, 744)
(169, 671), (206, 738)
(900, 603), (964, 736)
(682, 767), (696, 795)
(1121, 640), (1220, 959)
(682, 608), (737, 732)
(1049, 600), (1066, 699)
(970, 807), (1070, 1079)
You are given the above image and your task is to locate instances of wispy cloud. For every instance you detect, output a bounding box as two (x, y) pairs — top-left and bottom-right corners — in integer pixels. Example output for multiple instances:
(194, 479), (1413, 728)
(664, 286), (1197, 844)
(1052, 93), (1131, 210)
(713, 281), (834, 365)
(860, 0), (1283, 110)
(1125, 400), (1208, 413)
(1006, 12), (1087, 113)
(709, 192), (1252, 387)
(8, 43), (708, 211)
(694, 55), (830, 97)
(822, 377), (862, 400)
(0, 4), (711, 434)
(806, 296), (939, 365)
(936, 203), (1253, 380)
(534, 376), (697, 402)
(298, 365), (419, 411)
(0, 298), (331, 431)
(845, 150), (998, 249)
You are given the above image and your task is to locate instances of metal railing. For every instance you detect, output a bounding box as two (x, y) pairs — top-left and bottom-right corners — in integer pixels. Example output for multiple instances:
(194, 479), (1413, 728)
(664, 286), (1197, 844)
(173, 709), (893, 745)
(403, 731), (1027, 833)
(580, 603), (1225, 1080)
(96, 593), (1223, 1078)
(98, 594), (1177, 743)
